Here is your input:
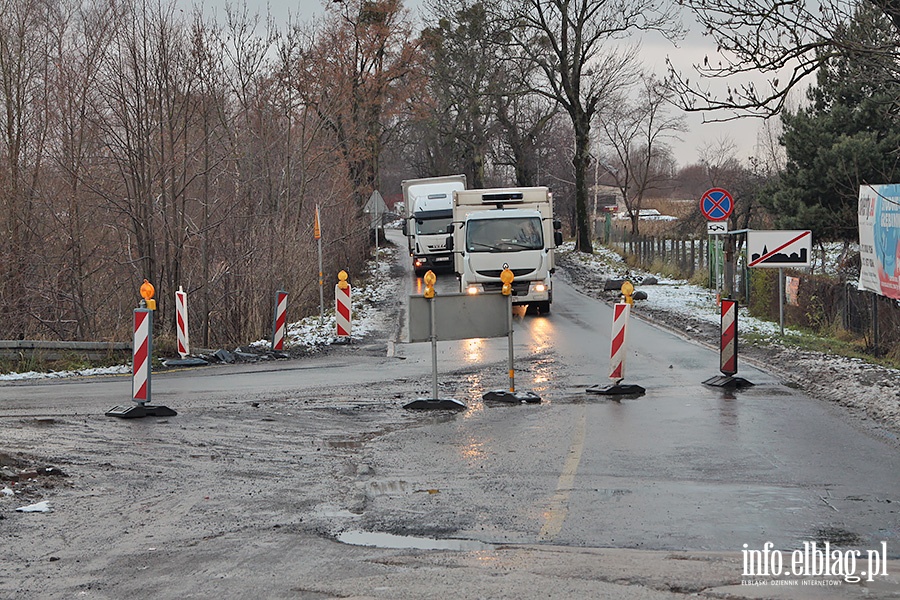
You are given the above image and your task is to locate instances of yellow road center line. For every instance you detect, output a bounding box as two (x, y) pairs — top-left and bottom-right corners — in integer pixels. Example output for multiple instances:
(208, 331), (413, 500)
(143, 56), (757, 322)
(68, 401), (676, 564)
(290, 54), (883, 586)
(539, 408), (587, 541)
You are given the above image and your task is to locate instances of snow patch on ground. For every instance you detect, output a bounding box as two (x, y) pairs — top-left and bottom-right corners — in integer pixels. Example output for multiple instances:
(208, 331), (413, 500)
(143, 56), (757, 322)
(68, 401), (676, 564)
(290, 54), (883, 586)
(0, 364), (131, 381)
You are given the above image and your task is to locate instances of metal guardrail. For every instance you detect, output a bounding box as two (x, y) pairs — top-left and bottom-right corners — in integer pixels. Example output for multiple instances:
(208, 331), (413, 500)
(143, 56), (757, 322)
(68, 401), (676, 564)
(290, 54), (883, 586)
(0, 341), (131, 361)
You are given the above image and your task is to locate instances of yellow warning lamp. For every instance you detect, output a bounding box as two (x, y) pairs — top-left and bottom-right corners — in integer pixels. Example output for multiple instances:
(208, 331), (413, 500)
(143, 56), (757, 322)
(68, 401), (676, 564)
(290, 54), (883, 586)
(140, 279), (157, 310)
(500, 267), (514, 296)
(620, 280), (634, 305)
(423, 270), (436, 299)
(337, 270), (349, 290)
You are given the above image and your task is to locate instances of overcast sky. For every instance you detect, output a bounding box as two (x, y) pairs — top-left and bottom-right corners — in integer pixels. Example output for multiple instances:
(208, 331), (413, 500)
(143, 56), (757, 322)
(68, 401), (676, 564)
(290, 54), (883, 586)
(189, 0), (769, 167)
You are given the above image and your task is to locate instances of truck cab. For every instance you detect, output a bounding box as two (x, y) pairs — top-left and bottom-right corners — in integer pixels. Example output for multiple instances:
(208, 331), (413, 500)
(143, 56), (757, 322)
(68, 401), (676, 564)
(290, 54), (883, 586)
(401, 175), (466, 276)
(451, 187), (562, 313)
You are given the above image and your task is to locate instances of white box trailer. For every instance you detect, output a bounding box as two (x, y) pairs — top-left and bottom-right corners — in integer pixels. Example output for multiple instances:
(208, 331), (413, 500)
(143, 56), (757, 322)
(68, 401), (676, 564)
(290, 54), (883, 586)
(450, 187), (563, 313)
(401, 175), (467, 276)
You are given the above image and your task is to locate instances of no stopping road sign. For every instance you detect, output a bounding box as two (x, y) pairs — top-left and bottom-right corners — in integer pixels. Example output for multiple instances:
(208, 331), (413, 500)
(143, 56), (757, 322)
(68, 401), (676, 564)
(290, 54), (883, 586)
(700, 188), (734, 221)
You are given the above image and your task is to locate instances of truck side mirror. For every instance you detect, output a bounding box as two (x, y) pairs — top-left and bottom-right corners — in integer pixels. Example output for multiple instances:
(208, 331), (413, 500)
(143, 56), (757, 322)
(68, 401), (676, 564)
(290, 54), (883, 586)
(554, 231), (563, 246)
(553, 219), (562, 230)
(446, 236), (454, 251)
(402, 220), (408, 236)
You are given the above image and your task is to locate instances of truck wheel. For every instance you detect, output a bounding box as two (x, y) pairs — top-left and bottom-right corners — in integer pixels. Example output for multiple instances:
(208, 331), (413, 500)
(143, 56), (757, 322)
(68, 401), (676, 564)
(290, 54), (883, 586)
(537, 301), (551, 315)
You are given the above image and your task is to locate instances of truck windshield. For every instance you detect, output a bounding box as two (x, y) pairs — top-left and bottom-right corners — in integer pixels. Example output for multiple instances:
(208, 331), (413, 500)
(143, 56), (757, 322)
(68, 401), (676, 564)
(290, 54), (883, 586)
(466, 217), (543, 252)
(416, 217), (453, 235)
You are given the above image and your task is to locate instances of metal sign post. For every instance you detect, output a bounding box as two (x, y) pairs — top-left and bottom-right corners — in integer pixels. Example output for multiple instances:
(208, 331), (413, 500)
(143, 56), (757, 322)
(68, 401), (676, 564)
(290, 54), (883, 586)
(779, 268), (785, 336)
(483, 268), (540, 403)
(363, 190), (387, 264)
(700, 189), (734, 297)
(315, 204), (323, 322)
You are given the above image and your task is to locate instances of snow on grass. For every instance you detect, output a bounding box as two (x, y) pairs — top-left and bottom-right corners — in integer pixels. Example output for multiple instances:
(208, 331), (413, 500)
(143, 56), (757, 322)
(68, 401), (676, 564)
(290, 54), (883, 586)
(250, 244), (401, 352)
(0, 364), (131, 381)
(4, 246), (401, 378)
(558, 242), (803, 339)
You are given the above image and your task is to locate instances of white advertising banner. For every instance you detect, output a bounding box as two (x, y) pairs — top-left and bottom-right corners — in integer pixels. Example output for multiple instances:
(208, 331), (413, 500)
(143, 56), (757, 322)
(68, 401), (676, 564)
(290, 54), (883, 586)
(858, 184), (900, 299)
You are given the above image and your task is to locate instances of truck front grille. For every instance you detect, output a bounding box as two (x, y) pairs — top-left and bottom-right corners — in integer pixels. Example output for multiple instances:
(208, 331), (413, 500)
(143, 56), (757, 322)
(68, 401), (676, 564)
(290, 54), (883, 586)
(482, 282), (531, 295)
(475, 268), (534, 278)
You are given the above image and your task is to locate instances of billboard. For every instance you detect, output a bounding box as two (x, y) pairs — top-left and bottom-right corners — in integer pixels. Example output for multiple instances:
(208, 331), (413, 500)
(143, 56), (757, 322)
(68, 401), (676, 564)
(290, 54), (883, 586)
(858, 184), (900, 299)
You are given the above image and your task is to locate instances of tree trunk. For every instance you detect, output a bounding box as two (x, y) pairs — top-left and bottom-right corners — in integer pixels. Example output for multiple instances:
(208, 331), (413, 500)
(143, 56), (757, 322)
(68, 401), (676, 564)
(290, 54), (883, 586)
(572, 112), (593, 253)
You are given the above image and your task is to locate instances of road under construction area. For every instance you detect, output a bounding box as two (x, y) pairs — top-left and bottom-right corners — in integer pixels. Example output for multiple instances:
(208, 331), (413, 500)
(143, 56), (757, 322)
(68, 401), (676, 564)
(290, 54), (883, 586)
(2, 231), (900, 599)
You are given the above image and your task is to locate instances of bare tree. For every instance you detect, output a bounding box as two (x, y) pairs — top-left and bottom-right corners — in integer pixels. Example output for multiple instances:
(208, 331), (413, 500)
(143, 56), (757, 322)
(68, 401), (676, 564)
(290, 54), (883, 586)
(598, 75), (685, 235)
(43, 0), (124, 339)
(668, 0), (900, 118)
(419, 0), (508, 187)
(0, 0), (53, 338)
(503, 0), (679, 253)
(297, 0), (419, 204)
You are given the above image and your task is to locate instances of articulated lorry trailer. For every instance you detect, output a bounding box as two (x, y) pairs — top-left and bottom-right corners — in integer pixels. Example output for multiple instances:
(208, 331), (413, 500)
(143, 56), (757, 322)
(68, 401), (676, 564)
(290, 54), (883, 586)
(401, 175), (467, 276)
(449, 186), (563, 313)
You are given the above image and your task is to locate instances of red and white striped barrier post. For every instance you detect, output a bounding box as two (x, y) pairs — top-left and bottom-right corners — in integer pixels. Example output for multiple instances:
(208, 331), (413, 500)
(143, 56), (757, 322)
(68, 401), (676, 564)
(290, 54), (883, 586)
(703, 297), (753, 388)
(132, 306), (152, 403)
(720, 298), (737, 375)
(587, 281), (645, 396)
(175, 286), (189, 359)
(608, 303), (630, 381)
(336, 270), (351, 337)
(106, 279), (177, 418)
(272, 290), (288, 352)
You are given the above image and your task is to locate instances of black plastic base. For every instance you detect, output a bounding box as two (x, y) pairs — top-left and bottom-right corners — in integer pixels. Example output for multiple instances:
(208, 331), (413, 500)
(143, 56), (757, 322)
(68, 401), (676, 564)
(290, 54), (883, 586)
(702, 375), (754, 389)
(403, 398), (467, 410)
(161, 357), (209, 368)
(586, 383), (646, 396)
(482, 390), (542, 404)
(105, 404), (178, 418)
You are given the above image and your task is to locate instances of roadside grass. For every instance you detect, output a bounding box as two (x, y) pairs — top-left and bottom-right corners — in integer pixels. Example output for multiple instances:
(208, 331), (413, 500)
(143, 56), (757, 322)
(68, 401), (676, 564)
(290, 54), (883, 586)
(745, 325), (900, 370)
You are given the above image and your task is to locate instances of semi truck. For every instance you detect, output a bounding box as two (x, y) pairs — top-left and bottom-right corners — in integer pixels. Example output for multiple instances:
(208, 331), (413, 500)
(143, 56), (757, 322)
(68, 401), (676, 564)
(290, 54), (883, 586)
(401, 174), (467, 276)
(449, 186), (563, 314)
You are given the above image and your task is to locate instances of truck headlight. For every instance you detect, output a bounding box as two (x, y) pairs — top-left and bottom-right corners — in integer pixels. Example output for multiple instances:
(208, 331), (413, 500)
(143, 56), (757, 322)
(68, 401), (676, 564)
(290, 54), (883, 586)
(466, 285), (481, 295)
(533, 283), (547, 293)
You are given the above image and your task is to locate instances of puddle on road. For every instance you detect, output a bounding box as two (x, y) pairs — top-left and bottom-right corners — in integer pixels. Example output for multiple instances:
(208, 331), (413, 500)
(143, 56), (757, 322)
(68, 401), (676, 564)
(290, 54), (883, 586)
(337, 530), (494, 551)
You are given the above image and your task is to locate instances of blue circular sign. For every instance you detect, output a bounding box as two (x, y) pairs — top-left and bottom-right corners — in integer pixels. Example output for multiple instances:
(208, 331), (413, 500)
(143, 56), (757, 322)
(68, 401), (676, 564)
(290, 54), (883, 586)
(700, 188), (734, 221)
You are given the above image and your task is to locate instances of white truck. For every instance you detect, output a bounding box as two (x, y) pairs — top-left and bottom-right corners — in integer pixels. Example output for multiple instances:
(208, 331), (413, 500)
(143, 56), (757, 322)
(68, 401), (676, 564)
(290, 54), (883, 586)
(449, 186), (563, 314)
(401, 175), (467, 276)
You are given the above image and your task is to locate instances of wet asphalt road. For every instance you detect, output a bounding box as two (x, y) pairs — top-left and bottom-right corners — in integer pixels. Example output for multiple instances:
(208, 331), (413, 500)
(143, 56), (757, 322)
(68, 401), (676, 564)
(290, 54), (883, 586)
(394, 263), (900, 556)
